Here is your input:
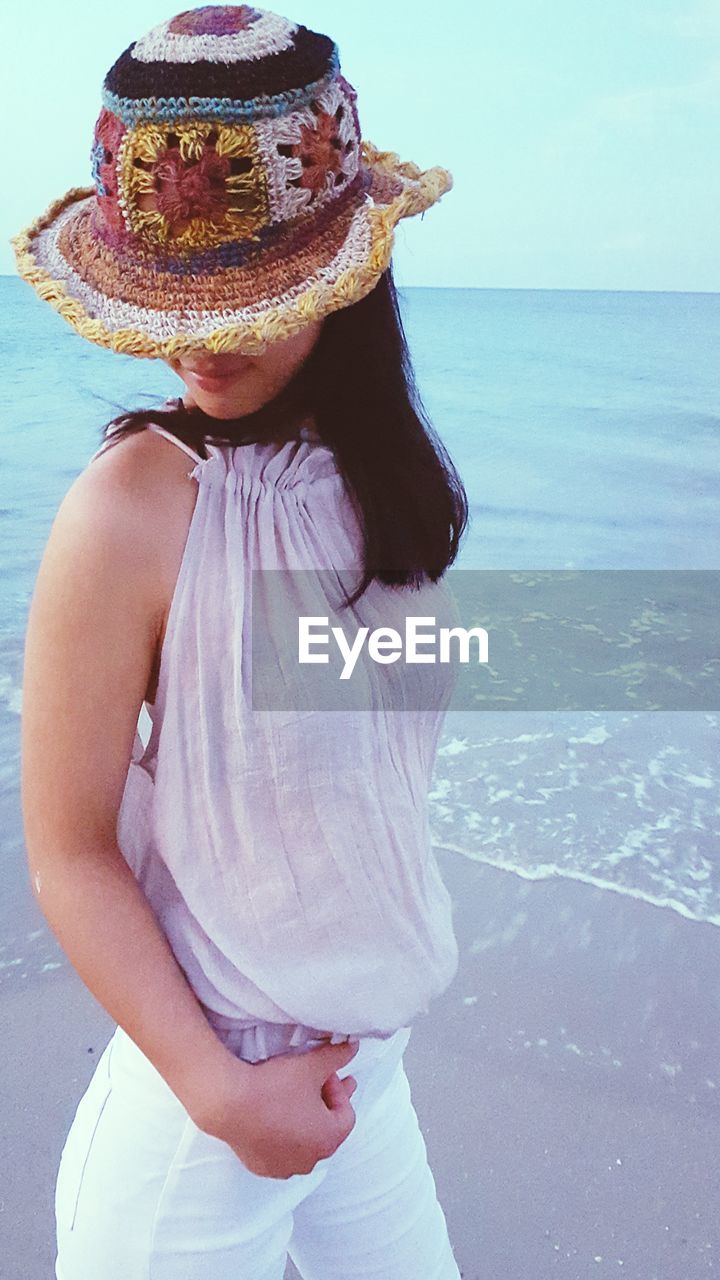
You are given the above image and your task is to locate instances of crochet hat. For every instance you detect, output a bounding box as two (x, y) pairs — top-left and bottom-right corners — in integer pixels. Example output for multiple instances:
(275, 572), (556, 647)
(11, 4), (453, 359)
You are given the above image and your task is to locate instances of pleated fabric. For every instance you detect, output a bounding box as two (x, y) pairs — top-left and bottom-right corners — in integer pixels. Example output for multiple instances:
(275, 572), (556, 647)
(100, 410), (460, 1060)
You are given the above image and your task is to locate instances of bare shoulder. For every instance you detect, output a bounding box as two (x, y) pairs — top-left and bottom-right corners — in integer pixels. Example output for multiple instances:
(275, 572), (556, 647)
(40, 425), (202, 706)
(22, 427), (202, 849)
(79, 424), (200, 508)
(62, 426), (201, 615)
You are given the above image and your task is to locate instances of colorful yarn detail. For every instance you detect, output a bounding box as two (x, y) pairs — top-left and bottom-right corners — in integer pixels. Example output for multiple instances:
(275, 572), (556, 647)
(11, 5), (454, 360)
(134, 6), (297, 64)
(168, 6), (263, 36)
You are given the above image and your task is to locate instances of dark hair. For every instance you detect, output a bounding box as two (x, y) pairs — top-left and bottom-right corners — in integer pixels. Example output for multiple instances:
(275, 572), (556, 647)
(96, 263), (468, 609)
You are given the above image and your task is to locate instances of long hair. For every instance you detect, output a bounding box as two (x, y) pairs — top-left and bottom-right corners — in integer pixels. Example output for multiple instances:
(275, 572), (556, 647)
(96, 264), (469, 609)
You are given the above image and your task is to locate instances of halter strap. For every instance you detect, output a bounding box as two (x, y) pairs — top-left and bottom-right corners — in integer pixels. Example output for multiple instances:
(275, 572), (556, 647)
(88, 419), (206, 466)
(144, 422), (205, 464)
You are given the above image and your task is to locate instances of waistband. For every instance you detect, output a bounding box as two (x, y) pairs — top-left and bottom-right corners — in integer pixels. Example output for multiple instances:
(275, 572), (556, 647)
(201, 1009), (401, 1064)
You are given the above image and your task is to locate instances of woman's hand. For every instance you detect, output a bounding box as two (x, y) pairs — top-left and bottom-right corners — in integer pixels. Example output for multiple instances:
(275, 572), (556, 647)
(189, 1038), (361, 1179)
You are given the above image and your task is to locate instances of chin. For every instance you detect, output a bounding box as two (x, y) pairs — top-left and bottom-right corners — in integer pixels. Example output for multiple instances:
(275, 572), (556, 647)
(193, 394), (254, 420)
(183, 376), (264, 419)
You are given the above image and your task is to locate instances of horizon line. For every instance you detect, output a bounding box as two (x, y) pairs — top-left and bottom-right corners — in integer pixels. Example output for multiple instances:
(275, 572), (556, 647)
(0, 275), (717, 297)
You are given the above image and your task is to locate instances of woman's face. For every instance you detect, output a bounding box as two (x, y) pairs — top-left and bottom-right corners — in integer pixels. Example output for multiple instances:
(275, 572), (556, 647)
(166, 320), (324, 419)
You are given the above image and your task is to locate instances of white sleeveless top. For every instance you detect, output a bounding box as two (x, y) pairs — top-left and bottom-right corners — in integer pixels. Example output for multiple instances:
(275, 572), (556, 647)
(90, 403), (460, 1063)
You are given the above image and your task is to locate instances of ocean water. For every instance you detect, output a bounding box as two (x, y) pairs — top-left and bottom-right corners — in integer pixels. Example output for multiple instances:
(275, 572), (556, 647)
(0, 279), (718, 985)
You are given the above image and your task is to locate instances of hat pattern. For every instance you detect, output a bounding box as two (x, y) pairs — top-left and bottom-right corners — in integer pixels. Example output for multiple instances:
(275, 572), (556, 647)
(12, 5), (453, 358)
(135, 5), (295, 59)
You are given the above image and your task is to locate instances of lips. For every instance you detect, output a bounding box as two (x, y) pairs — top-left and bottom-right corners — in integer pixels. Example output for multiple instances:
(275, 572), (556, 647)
(185, 366), (236, 378)
(183, 365), (248, 390)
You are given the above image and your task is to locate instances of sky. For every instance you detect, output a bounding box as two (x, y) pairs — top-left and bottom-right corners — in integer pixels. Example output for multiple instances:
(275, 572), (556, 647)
(2, 0), (718, 290)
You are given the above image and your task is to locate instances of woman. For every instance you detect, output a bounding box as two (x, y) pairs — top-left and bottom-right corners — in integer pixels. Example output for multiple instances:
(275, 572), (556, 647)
(13, 6), (468, 1278)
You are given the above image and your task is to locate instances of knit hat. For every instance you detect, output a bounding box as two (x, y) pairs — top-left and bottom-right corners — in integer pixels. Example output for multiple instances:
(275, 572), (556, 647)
(11, 4), (453, 360)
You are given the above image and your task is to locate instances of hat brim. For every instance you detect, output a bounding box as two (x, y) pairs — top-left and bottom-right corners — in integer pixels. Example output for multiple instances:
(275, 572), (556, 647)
(10, 142), (452, 360)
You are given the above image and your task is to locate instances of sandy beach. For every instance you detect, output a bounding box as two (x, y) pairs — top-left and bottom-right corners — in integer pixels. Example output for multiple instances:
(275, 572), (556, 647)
(2, 845), (719, 1280)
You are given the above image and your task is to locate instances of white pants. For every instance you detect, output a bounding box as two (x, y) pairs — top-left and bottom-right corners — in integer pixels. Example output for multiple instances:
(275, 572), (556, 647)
(55, 1022), (461, 1280)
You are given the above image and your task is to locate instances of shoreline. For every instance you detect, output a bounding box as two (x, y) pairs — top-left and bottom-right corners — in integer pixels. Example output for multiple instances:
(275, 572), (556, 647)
(2, 848), (719, 1278)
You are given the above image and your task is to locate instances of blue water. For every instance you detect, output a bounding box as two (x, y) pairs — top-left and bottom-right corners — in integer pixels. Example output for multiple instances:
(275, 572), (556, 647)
(1, 279), (719, 983)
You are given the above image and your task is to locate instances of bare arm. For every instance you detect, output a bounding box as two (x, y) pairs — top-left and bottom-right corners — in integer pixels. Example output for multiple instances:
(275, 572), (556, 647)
(20, 438), (238, 1114)
(21, 434), (358, 1178)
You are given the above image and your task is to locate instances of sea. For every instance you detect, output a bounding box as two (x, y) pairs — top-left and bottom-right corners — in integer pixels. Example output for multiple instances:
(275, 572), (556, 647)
(0, 279), (718, 986)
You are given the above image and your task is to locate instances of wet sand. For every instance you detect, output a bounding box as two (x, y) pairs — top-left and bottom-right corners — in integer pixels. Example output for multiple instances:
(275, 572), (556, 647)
(2, 846), (719, 1279)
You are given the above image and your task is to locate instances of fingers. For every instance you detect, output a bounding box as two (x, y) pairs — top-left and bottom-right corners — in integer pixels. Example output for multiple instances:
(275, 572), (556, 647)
(320, 1073), (339, 1109)
(331, 1093), (357, 1142)
(309, 1037), (360, 1079)
(321, 1071), (357, 1110)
